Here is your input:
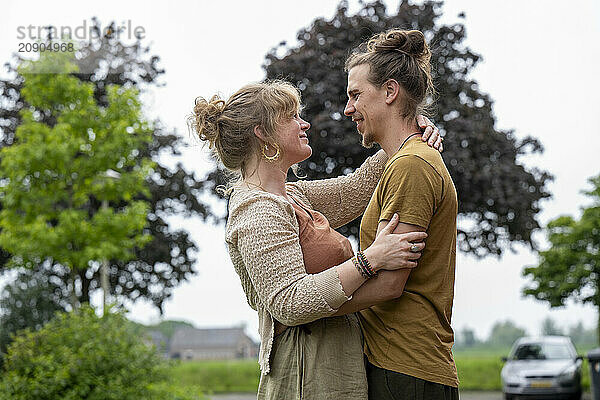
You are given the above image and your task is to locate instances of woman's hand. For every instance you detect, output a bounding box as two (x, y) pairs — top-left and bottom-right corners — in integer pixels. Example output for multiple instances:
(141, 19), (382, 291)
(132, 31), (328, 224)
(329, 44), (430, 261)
(417, 115), (443, 152)
(363, 214), (427, 272)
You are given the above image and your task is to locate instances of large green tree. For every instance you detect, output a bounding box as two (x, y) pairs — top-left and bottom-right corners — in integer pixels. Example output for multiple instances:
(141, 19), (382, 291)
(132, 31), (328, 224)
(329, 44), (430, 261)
(262, 0), (551, 256)
(0, 51), (152, 308)
(523, 174), (600, 343)
(0, 19), (214, 312)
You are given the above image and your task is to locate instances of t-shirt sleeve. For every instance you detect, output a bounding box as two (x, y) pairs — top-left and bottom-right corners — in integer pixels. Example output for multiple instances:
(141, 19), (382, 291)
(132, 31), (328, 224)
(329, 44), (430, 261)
(378, 155), (443, 229)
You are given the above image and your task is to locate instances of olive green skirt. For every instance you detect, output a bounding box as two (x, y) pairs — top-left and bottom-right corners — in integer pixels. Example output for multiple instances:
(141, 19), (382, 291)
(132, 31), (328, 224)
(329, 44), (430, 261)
(257, 313), (368, 400)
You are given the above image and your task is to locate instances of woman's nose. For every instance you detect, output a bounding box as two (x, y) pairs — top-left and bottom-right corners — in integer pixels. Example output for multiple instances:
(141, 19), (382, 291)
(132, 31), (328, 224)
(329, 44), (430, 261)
(300, 118), (310, 130)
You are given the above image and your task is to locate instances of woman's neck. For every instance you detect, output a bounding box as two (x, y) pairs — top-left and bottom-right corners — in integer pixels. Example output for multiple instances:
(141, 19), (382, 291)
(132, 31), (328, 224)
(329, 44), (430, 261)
(243, 159), (289, 197)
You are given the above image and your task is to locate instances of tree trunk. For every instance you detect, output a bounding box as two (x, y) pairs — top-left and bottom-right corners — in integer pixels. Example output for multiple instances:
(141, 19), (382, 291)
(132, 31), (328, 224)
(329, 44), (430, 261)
(79, 269), (90, 304)
(69, 269), (79, 310)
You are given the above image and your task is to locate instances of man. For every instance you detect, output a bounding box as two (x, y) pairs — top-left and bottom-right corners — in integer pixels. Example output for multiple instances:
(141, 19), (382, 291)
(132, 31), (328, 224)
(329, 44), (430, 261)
(344, 29), (459, 399)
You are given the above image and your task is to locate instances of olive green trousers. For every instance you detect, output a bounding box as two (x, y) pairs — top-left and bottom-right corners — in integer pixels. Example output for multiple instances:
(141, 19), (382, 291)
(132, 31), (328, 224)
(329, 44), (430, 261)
(257, 314), (368, 400)
(366, 361), (459, 400)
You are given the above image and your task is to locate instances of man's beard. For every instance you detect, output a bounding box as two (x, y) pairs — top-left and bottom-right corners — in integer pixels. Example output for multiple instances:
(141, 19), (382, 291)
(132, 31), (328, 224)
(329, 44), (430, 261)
(361, 131), (375, 149)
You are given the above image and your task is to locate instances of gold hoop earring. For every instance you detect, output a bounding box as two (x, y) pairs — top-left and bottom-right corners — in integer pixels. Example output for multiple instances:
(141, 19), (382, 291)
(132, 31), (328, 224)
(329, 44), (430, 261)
(262, 143), (280, 162)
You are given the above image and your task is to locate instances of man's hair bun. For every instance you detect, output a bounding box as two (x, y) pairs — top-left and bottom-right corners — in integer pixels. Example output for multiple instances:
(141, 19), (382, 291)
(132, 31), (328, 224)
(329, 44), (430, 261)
(367, 29), (429, 60)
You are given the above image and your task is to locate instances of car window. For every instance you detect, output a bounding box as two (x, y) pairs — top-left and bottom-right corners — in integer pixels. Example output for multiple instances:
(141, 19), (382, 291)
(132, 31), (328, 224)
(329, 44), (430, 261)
(512, 343), (574, 360)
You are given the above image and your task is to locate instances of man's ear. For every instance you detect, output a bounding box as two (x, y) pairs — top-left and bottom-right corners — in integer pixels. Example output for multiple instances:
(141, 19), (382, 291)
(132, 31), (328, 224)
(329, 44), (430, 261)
(384, 79), (400, 105)
(253, 125), (266, 142)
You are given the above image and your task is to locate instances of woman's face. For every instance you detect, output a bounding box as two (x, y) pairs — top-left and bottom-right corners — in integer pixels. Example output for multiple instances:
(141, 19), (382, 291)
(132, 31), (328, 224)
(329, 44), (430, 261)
(276, 113), (312, 166)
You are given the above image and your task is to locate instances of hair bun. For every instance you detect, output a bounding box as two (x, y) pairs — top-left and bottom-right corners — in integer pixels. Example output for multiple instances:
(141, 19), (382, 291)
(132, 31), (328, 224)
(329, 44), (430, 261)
(189, 95), (225, 147)
(367, 29), (429, 59)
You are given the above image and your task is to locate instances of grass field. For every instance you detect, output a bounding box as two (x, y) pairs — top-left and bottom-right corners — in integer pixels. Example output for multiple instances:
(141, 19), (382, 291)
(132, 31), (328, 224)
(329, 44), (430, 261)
(168, 347), (594, 394)
(168, 359), (260, 395)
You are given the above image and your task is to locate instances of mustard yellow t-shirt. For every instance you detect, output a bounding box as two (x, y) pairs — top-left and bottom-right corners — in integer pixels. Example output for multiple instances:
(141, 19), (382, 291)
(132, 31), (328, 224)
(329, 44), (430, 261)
(359, 136), (459, 387)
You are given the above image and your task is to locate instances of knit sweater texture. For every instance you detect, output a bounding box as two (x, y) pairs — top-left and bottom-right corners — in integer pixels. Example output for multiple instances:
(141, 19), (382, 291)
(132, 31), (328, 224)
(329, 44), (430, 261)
(225, 150), (388, 374)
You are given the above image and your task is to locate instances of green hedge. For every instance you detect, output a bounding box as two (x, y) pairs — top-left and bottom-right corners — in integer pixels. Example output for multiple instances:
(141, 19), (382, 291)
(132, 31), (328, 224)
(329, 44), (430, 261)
(0, 306), (204, 400)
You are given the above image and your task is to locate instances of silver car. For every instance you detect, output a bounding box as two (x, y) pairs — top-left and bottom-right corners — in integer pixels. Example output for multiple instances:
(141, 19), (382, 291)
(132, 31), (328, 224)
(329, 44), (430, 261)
(501, 336), (583, 400)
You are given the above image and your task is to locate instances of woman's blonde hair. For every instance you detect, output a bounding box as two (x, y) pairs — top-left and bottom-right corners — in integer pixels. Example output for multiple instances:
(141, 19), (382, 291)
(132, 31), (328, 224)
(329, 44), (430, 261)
(188, 80), (302, 191)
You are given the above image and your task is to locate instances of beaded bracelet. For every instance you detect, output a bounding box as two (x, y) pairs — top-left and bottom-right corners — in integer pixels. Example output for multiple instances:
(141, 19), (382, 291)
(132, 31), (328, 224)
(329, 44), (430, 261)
(357, 250), (377, 277)
(352, 256), (370, 279)
(356, 251), (377, 278)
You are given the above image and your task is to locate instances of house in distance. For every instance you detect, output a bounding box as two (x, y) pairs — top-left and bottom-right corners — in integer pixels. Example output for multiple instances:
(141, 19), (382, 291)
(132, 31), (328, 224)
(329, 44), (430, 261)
(167, 326), (259, 360)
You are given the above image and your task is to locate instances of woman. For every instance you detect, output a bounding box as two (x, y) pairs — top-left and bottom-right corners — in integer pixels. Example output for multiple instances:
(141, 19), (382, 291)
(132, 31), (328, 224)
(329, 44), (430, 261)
(189, 82), (441, 398)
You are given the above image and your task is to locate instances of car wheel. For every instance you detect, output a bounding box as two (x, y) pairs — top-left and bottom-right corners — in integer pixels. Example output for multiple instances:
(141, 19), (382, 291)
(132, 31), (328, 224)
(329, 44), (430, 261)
(504, 394), (514, 400)
(570, 390), (582, 400)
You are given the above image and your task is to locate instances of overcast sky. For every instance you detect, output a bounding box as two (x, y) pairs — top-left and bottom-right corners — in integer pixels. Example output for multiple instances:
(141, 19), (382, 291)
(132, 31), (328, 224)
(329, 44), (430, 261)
(2, 0), (600, 342)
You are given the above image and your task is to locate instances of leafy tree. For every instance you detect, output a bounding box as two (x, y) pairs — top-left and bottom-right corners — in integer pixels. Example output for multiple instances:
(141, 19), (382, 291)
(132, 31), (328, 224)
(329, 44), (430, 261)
(461, 326), (478, 348)
(540, 316), (563, 336)
(0, 18), (213, 311)
(454, 326), (479, 349)
(262, 0), (551, 256)
(138, 320), (195, 341)
(0, 306), (198, 400)
(0, 51), (152, 309)
(487, 320), (527, 348)
(0, 266), (67, 367)
(568, 321), (597, 347)
(523, 174), (600, 344)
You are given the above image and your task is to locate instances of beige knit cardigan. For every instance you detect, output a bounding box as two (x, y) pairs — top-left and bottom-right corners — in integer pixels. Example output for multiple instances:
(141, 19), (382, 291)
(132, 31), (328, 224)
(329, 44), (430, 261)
(225, 150), (388, 374)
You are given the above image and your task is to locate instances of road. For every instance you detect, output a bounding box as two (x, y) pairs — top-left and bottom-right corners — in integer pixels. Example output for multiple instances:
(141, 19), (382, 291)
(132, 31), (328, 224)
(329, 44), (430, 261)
(210, 392), (592, 400)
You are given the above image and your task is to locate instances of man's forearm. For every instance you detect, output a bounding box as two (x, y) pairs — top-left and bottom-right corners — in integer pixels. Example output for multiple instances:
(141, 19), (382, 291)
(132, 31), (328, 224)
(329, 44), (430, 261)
(332, 269), (410, 315)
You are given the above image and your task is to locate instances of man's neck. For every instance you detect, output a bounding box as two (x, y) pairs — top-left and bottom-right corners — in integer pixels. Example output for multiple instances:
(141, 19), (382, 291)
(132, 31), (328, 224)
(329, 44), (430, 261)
(377, 117), (421, 157)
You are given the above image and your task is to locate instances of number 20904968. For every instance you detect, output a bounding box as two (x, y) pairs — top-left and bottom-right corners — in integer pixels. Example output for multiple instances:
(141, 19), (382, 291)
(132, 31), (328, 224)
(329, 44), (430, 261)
(18, 42), (74, 53)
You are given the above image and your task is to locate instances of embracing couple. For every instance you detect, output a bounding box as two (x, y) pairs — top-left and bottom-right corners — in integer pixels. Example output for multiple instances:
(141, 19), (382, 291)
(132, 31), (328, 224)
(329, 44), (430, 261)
(190, 28), (458, 400)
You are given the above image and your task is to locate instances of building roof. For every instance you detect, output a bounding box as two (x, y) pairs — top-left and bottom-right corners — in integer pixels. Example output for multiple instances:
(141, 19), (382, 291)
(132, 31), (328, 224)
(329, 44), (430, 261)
(170, 327), (255, 350)
(147, 330), (167, 343)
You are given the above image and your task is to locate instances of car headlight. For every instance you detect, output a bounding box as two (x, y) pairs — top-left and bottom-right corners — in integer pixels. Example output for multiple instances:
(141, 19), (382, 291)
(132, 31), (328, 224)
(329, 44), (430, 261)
(558, 365), (577, 383)
(502, 368), (522, 385)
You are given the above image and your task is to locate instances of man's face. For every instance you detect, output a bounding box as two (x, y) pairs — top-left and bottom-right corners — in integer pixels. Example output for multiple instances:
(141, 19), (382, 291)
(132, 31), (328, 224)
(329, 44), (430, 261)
(344, 64), (386, 148)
